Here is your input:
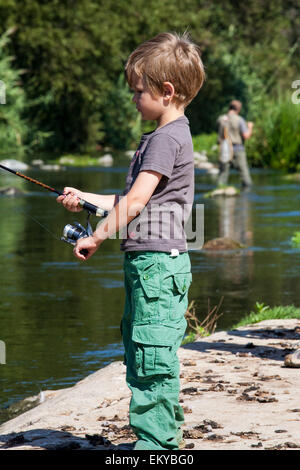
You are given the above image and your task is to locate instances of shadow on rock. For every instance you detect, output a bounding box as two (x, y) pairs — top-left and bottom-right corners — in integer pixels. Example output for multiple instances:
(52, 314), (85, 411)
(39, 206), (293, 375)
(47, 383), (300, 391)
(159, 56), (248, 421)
(0, 428), (134, 451)
(182, 325), (299, 362)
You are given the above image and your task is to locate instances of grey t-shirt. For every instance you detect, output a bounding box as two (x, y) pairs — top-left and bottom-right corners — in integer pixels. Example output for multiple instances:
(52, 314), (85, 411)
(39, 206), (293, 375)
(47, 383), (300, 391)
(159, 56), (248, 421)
(120, 115), (194, 253)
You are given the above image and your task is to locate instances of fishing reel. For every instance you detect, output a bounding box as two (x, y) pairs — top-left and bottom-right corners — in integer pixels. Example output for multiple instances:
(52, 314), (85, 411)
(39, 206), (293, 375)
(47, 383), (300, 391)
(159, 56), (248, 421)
(61, 212), (93, 248)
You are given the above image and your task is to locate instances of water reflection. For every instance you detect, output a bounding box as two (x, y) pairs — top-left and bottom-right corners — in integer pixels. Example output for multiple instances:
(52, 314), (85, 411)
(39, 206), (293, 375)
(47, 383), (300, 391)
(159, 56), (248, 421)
(215, 193), (254, 286)
(217, 193), (253, 246)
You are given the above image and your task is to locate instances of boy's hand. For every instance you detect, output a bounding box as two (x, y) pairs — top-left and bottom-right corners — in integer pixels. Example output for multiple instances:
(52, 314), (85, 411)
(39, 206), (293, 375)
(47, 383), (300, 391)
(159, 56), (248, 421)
(56, 187), (84, 212)
(73, 235), (102, 261)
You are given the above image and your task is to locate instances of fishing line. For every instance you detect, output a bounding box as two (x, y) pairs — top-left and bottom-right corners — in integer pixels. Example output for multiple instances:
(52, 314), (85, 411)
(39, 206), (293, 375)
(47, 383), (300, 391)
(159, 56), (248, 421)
(0, 163), (108, 255)
(26, 212), (61, 242)
(9, 205), (62, 242)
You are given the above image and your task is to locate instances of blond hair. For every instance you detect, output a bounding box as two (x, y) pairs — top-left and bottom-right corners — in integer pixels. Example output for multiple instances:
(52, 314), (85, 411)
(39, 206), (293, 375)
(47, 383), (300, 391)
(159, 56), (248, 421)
(125, 32), (205, 107)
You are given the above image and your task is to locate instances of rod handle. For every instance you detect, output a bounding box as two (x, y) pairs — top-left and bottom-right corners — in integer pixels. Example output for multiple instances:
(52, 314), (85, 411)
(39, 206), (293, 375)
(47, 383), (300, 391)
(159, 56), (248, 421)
(78, 199), (108, 218)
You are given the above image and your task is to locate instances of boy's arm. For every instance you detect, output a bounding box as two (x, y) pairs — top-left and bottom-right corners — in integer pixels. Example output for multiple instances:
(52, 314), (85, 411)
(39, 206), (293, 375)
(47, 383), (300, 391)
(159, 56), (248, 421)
(74, 170), (162, 259)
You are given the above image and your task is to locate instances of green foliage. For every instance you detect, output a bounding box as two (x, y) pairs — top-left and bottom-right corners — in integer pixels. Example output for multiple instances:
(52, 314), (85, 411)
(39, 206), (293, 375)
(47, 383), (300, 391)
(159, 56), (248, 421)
(232, 305), (300, 329)
(291, 232), (300, 248)
(247, 96), (300, 171)
(0, 0), (299, 156)
(102, 74), (141, 150)
(0, 29), (28, 157)
(181, 326), (209, 345)
(254, 301), (270, 315)
(192, 132), (218, 160)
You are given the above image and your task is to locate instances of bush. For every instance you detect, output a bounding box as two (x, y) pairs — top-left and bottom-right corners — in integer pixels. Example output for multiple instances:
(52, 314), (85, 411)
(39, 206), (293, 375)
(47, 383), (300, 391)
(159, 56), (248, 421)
(192, 132), (218, 160)
(247, 96), (300, 171)
(0, 30), (28, 157)
(101, 74), (141, 150)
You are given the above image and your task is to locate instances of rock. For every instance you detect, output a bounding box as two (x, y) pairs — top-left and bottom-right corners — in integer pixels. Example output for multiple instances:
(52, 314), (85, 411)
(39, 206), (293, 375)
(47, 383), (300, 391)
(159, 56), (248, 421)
(98, 154), (113, 166)
(0, 159), (29, 171)
(205, 186), (239, 198)
(207, 167), (219, 175)
(203, 237), (244, 251)
(40, 164), (62, 171)
(1, 319), (300, 451)
(59, 156), (76, 165)
(194, 151), (208, 162)
(30, 159), (44, 167)
(125, 150), (135, 159)
(0, 186), (24, 196)
(195, 161), (215, 170)
(284, 349), (300, 368)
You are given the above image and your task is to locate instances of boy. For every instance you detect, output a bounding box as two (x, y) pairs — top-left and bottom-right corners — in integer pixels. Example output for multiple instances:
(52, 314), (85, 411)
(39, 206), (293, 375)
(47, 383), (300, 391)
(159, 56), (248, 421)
(57, 32), (205, 450)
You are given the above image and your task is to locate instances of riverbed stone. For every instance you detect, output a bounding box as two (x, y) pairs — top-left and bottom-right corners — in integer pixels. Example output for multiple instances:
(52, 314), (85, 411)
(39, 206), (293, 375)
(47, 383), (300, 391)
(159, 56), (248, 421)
(203, 237), (244, 251)
(284, 348), (300, 368)
(98, 154), (113, 166)
(0, 319), (299, 450)
(0, 186), (24, 196)
(206, 186), (239, 198)
(0, 159), (29, 171)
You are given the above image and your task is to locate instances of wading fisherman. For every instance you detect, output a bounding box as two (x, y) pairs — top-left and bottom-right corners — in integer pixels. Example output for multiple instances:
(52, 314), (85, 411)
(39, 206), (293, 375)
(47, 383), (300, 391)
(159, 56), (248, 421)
(217, 100), (253, 188)
(57, 32), (205, 450)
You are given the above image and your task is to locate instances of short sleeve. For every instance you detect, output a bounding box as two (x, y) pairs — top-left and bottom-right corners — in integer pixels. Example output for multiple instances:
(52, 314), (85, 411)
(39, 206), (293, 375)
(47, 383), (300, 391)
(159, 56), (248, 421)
(140, 133), (179, 179)
(239, 117), (248, 135)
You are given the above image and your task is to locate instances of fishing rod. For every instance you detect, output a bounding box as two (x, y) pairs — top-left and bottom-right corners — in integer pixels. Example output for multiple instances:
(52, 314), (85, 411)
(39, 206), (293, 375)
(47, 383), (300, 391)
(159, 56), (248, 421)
(0, 162), (108, 250)
(0, 163), (108, 217)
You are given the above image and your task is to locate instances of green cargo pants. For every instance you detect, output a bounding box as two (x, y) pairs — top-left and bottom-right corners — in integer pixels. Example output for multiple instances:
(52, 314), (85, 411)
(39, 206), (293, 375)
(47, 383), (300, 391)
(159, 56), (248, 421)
(121, 251), (192, 450)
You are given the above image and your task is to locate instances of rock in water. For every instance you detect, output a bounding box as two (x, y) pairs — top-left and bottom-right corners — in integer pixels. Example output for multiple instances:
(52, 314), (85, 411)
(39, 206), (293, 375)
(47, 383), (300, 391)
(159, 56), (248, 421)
(284, 349), (300, 368)
(205, 186), (239, 198)
(0, 159), (29, 171)
(203, 237), (244, 251)
(0, 187), (24, 196)
(98, 154), (113, 166)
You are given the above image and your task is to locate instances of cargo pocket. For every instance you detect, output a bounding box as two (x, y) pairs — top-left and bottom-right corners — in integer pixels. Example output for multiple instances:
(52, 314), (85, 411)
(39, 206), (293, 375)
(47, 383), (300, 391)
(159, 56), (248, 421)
(170, 272), (192, 320)
(132, 324), (182, 380)
(173, 272), (192, 296)
(134, 262), (161, 321)
(139, 263), (161, 299)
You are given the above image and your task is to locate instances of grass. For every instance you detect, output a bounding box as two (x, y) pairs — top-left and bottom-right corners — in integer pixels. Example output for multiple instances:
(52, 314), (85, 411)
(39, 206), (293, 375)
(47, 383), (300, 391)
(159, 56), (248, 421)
(53, 154), (107, 167)
(232, 304), (300, 329)
(183, 301), (300, 345)
(192, 132), (219, 161)
(182, 298), (223, 345)
(291, 232), (300, 248)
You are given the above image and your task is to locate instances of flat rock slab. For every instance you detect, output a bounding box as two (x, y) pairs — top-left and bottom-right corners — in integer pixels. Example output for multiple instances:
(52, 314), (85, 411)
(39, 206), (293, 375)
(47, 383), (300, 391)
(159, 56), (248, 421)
(1, 319), (300, 451)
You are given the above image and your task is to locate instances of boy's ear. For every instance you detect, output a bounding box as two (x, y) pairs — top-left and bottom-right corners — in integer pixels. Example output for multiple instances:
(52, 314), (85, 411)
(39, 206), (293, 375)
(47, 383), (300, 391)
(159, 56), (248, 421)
(163, 82), (175, 99)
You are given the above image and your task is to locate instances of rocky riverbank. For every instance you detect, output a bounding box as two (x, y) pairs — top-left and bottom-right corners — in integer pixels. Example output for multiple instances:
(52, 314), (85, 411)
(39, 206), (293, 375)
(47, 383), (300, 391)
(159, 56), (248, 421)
(0, 319), (300, 451)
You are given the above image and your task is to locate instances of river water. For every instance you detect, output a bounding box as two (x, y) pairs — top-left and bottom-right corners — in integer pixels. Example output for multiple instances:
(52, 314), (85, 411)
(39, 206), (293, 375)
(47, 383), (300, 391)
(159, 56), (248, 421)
(0, 160), (299, 423)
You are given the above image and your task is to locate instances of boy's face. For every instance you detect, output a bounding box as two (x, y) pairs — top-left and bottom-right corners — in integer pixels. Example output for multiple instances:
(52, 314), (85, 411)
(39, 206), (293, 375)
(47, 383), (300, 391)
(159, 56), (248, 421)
(131, 76), (165, 122)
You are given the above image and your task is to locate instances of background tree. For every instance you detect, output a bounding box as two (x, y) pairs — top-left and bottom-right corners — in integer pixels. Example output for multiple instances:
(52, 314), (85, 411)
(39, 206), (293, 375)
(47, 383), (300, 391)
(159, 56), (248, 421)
(0, 28), (28, 157)
(0, 0), (298, 159)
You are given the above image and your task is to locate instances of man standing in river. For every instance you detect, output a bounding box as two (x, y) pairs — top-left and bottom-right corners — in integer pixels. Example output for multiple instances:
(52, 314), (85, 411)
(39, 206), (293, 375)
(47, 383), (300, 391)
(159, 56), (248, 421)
(217, 100), (253, 188)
